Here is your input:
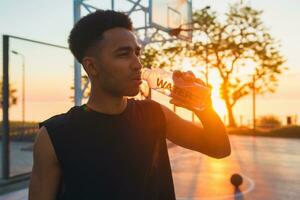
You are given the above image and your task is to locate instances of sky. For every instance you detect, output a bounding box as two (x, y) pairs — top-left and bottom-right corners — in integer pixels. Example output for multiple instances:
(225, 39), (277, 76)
(0, 0), (300, 124)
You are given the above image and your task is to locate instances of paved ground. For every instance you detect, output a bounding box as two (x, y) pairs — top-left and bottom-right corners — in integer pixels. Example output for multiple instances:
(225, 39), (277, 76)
(169, 135), (300, 200)
(0, 188), (28, 200)
(0, 141), (33, 178)
(1, 135), (300, 200)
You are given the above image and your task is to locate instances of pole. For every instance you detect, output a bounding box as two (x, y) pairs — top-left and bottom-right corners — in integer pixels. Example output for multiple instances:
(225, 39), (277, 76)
(74, 0), (82, 106)
(240, 115), (243, 127)
(252, 74), (256, 131)
(2, 35), (10, 179)
(22, 55), (25, 135)
(205, 51), (209, 85)
(11, 51), (26, 135)
(111, 0), (114, 10)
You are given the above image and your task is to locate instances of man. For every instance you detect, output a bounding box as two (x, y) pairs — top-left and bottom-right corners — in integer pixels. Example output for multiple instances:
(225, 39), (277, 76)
(29, 10), (230, 200)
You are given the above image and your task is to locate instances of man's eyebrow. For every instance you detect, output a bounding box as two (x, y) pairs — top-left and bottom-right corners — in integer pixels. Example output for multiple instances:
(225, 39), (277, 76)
(114, 46), (141, 53)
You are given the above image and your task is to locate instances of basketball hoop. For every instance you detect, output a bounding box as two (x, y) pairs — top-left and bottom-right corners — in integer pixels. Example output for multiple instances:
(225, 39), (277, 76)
(168, 26), (193, 37)
(150, 0), (193, 42)
(169, 27), (182, 37)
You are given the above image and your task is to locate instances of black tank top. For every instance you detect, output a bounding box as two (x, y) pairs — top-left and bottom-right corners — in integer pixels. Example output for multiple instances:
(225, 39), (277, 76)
(39, 99), (176, 200)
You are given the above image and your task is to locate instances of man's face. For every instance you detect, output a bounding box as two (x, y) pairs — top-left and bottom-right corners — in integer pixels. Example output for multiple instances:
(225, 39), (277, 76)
(89, 27), (142, 97)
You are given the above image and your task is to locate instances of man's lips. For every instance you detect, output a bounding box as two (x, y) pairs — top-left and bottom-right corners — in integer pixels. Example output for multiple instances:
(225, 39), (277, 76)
(132, 74), (142, 81)
(132, 74), (142, 85)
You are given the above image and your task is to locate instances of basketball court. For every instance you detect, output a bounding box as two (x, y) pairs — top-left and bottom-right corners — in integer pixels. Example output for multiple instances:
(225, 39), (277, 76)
(1, 135), (300, 199)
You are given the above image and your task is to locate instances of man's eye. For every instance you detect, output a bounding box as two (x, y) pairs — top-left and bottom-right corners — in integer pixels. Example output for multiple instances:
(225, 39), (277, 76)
(118, 53), (129, 57)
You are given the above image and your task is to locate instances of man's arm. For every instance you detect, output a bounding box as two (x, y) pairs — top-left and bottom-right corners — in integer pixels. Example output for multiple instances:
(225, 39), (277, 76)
(29, 126), (62, 200)
(161, 105), (231, 159)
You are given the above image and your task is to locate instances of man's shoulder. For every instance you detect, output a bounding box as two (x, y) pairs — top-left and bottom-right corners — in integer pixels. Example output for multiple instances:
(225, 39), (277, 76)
(131, 98), (162, 108)
(38, 106), (78, 130)
(130, 98), (165, 118)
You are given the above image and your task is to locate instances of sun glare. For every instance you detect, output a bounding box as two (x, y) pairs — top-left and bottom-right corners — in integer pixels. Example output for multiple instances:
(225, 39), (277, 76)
(209, 70), (227, 118)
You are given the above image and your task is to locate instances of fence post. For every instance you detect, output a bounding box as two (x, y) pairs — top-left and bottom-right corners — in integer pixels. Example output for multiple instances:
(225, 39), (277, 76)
(2, 35), (10, 179)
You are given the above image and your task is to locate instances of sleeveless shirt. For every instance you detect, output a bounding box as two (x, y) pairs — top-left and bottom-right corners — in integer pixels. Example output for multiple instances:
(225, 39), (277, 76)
(38, 99), (176, 200)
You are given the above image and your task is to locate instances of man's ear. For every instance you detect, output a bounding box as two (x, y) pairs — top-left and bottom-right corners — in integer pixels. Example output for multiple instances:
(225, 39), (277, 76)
(82, 57), (98, 77)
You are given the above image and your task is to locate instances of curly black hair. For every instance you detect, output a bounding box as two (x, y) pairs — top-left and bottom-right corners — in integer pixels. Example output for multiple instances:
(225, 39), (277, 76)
(68, 10), (133, 63)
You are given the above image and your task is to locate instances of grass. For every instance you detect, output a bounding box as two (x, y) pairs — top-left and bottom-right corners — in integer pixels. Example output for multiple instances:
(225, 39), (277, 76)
(1, 121), (300, 139)
(228, 126), (300, 138)
(0, 121), (39, 141)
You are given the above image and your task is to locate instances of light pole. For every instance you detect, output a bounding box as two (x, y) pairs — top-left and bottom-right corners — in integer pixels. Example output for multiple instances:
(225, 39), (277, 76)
(252, 74), (256, 132)
(11, 50), (25, 134)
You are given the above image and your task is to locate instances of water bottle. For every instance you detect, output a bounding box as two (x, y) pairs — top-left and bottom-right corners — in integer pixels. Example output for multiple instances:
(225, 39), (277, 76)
(141, 68), (211, 111)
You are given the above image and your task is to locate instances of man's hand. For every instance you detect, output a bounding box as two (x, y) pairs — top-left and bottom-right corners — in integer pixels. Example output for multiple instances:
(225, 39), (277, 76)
(162, 70), (231, 158)
(170, 70), (211, 112)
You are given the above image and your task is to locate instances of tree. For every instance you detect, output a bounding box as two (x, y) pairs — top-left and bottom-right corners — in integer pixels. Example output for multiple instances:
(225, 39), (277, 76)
(192, 2), (286, 127)
(140, 2), (286, 127)
(0, 81), (18, 108)
(140, 46), (161, 69)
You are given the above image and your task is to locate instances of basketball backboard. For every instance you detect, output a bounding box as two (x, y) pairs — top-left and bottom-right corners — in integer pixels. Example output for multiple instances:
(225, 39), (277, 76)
(150, 0), (193, 41)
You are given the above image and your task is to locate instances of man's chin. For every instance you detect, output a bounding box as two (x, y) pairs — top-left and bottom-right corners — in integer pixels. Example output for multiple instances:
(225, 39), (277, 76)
(125, 88), (140, 97)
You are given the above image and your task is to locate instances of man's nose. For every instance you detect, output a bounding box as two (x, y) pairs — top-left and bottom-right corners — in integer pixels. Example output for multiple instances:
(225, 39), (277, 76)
(132, 55), (142, 70)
